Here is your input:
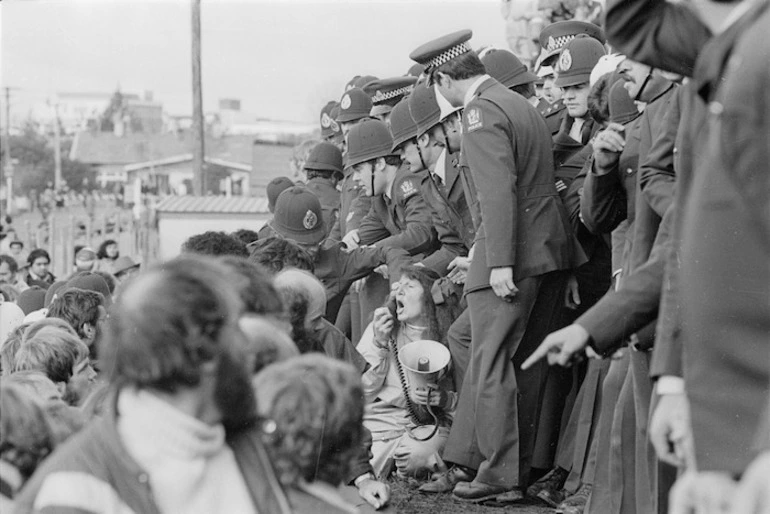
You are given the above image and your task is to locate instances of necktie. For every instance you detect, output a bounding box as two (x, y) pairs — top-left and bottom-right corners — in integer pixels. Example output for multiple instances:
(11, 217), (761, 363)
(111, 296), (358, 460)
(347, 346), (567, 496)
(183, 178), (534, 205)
(433, 174), (447, 198)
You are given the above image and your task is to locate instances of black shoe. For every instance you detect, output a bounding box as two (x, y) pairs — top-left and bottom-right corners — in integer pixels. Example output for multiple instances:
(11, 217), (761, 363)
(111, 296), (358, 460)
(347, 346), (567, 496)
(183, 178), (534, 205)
(418, 466), (475, 494)
(526, 467), (568, 501)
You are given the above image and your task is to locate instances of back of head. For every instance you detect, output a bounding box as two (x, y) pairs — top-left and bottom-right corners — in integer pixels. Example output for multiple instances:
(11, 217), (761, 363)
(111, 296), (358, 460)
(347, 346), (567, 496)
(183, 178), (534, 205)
(267, 177), (295, 214)
(0, 381), (55, 478)
(219, 256), (284, 316)
(13, 326), (88, 384)
(100, 255), (243, 392)
(274, 268), (326, 323)
(231, 228), (260, 247)
(65, 272), (113, 307)
(182, 231), (249, 258)
(254, 354), (364, 486)
(247, 236), (315, 275)
(47, 287), (104, 339)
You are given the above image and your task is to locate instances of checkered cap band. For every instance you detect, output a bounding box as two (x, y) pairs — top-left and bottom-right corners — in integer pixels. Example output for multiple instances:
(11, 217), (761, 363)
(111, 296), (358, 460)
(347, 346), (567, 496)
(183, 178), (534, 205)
(546, 34), (576, 52)
(372, 85), (414, 105)
(427, 42), (472, 69)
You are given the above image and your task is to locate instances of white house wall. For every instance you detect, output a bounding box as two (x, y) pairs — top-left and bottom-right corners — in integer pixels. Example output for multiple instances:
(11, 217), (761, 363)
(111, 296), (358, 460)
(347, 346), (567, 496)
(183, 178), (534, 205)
(158, 213), (270, 260)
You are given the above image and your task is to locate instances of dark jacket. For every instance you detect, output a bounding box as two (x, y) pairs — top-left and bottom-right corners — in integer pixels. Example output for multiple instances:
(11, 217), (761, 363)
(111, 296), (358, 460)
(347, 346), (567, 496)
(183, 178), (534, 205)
(357, 168), (437, 256)
(328, 175), (371, 244)
(460, 77), (576, 293)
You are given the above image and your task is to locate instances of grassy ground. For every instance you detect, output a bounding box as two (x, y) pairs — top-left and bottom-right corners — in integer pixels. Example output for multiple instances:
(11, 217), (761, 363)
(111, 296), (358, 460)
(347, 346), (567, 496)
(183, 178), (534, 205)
(388, 479), (554, 514)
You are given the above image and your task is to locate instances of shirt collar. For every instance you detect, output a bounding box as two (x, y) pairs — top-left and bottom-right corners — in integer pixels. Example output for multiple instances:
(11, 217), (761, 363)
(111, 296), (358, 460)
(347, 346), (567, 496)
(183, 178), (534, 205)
(463, 74), (491, 107)
(433, 148), (447, 183)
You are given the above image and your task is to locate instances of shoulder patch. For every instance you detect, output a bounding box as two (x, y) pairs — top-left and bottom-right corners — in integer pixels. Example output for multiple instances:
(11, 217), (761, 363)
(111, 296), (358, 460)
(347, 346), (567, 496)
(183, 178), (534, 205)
(400, 179), (418, 199)
(465, 107), (483, 132)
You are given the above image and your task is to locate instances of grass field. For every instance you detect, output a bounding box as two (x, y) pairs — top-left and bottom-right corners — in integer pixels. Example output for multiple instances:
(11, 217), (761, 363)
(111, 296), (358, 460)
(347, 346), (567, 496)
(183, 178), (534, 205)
(388, 479), (554, 514)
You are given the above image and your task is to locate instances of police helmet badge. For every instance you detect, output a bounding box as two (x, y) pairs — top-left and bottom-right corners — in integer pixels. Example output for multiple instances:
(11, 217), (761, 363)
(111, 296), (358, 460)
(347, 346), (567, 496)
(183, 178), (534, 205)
(558, 49), (572, 72)
(321, 113), (332, 128)
(466, 107), (483, 132)
(341, 94), (352, 110)
(303, 209), (318, 230)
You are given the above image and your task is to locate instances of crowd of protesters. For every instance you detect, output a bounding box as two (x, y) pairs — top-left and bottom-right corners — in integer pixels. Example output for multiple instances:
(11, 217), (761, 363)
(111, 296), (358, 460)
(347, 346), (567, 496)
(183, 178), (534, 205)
(1, 0), (769, 513)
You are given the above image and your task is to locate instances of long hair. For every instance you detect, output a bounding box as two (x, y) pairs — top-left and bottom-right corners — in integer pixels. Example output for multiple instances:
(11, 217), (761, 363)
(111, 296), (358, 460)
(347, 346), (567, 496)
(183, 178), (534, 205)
(96, 240), (118, 260)
(391, 265), (462, 345)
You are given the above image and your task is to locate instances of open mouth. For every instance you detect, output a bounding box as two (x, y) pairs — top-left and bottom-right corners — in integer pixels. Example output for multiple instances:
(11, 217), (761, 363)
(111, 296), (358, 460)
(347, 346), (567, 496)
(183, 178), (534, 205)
(395, 299), (405, 316)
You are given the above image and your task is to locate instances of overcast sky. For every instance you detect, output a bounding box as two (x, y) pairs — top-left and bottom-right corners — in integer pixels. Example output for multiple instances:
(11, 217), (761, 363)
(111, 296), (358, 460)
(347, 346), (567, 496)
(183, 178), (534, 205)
(1, 0), (508, 124)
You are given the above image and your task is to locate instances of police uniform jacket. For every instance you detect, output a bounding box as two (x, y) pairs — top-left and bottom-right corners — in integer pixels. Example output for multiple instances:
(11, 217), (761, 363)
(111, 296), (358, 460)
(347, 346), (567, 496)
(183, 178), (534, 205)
(315, 241), (411, 322)
(608, 0), (770, 474)
(539, 98), (567, 136)
(357, 168), (437, 256)
(328, 175), (371, 243)
(419, 151), (476, 275)
(460, 77), (576, 293)
(305, 177), (341, 237)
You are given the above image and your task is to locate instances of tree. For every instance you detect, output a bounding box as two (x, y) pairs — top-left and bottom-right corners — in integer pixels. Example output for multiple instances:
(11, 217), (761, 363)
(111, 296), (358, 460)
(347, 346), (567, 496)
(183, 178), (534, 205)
(10, 120), (95, 194)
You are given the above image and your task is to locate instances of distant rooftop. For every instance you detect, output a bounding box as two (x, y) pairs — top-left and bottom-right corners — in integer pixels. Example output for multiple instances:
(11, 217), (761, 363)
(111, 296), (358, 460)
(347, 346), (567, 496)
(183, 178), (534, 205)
(156, 195), (269, 214)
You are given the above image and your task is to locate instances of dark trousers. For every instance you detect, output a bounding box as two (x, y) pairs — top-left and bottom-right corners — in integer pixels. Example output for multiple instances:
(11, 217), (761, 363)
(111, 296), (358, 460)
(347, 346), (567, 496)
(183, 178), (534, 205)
(447, 308), (472, 393)
(443, 272), (563, 488)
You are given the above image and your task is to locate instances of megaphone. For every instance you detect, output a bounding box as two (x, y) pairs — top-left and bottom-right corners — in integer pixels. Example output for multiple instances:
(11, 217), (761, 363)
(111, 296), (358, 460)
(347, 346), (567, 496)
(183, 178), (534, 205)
(397, 340), (451, 393)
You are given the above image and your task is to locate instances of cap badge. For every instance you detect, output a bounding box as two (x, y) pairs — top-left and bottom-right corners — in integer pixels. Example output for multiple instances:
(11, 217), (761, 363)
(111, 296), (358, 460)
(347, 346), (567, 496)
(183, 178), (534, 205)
(341, 94), (352, 110)
(321, 113), (332, 128)
(559, 49), (572, 72)
(303, 209), (318, 230)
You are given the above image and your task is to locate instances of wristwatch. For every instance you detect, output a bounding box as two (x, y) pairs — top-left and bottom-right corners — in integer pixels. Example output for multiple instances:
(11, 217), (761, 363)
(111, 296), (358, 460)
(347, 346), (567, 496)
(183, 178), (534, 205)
(354, 472), (376, 487)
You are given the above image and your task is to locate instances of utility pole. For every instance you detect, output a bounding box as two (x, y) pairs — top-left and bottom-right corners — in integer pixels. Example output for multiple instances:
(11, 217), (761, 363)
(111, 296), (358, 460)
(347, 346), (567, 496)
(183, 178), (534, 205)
(191, 0), (205, 196)
(2, 87), (14, 216)
(53, 103), (63, 191)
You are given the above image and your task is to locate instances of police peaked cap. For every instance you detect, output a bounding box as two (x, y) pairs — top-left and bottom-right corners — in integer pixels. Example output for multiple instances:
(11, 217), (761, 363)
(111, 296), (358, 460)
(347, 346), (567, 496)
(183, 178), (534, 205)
(271, 186), (327, 245)
(478, 48), (538, 89)
(389, 98), (420, 152)
(346, 75), (379, 92)
(410, 29), (473, 71)
(406, 63), (425, 78)
(346, 119), (397, 168)
(538, 20), (605, 67)
(336, 88), (373, 123)
(304, 141), (344, 174)
(319, 101), (340, 139)
(553, 35), (606, 88)
(408, 83), (442, 138)
(364, 76), (418, 117)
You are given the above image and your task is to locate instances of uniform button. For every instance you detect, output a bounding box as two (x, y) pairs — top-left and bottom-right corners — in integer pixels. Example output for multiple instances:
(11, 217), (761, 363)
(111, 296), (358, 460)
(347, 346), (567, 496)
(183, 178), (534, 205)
(709, 102), (724, 115)
(626, 168), (634, 174)
(138, 473), (149, 484)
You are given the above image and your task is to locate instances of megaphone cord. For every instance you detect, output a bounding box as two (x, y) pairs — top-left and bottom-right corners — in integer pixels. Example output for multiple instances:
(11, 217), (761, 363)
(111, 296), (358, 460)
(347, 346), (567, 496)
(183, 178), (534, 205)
(390, 338), (440, 442)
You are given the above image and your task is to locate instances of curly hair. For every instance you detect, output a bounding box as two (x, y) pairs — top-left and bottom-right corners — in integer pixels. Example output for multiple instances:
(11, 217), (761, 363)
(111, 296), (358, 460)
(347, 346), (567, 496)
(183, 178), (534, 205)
(182, 231), (249, 258)
(47, 288), (104, 340)
(391, 265), (462, 346)
(248, 236), (315, 275)
(587, 74), (612, 127)
(231, 228), (260, 246)
(219, 256), (284, 317)
(0, 381), (55, 479)
(254, 355), (364, 487)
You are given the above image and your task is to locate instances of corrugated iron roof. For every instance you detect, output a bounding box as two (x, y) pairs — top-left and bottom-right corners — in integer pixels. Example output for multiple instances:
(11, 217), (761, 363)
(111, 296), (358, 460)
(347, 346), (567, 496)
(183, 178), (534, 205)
(155, 195), (270, 214)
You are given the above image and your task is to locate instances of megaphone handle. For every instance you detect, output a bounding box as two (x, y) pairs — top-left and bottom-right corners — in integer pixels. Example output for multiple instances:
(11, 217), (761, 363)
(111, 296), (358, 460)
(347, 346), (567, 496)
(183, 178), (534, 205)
(390, 338), (440, 442)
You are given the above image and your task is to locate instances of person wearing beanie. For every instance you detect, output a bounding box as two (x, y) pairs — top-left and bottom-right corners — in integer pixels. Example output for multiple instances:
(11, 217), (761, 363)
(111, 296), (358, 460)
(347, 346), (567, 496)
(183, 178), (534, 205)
(66, 273), (113, 308)
(258, 177), (295, 241)
(269, 186), (410, 324)
(17, 286), (47, 316)
(412, 29), (577, 503)
(74, 247), (96, 273)
(304, 142), (343, 238)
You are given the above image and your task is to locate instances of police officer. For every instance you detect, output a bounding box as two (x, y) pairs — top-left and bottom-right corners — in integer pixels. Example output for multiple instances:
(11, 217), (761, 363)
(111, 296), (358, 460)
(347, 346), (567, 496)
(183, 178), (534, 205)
(269, 186), (410, 323)
(478, 47), (539, 106)
(304, 142), (343, 237)
(319, 100), (344, 149)
(412, 30), (576, 502)
(345, 118), (436, 257)
(362, 76), (418, 124)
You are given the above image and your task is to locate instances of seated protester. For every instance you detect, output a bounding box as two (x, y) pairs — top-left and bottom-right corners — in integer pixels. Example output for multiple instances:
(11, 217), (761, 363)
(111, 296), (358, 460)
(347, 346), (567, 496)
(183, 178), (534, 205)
(231, 228), (260, 247)
(24, 249), (56, 287)
(270, 187), (411, 323)
(46, 288), (106, 359)
(219, 256), (284, 318)
(16, 256), (293, 514)
(253, 355), (365, 514)
(181, 230), (249, 258)
(258, 177), (295, 241)
(357, 266), (461, 479)
(247, 236), (315, 275)
(0, 382), (56, 509)
(13, 326), (96, 406)
(274, 268), (367, 374)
